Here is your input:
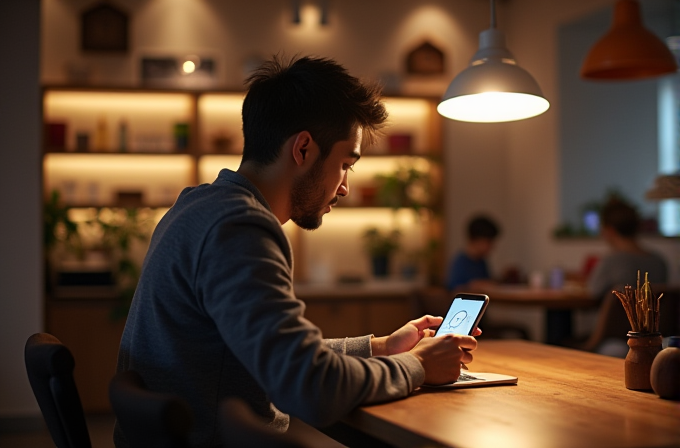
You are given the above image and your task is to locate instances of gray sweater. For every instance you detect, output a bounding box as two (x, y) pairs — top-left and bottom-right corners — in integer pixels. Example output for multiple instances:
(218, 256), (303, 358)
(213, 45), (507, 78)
(587, 250), (668, 299)
(114, 169), (424, 448)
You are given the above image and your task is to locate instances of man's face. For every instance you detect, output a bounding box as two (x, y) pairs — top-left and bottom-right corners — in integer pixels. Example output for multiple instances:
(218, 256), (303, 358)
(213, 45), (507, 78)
(290, 128), (362, 230)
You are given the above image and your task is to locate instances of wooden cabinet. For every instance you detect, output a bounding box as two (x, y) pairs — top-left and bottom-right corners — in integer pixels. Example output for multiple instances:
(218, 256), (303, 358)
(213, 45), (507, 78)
(46, 300), (126, 412)
(297, 283), (421, 338)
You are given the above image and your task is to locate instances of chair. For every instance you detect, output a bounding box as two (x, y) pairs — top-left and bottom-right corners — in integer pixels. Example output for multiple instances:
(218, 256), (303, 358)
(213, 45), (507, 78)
(219, 397), (314, 448)
(108, 370), (193, 448)
(581, 285), (680, 353)
(24, 332), (92, 448)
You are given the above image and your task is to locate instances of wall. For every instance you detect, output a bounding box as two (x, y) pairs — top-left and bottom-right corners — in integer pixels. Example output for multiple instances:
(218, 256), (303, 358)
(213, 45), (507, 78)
(559, 0), (673, 228)
(0, 1), (43, 422)
(500, 0), (680, 277)
(42, 0), (490, 90)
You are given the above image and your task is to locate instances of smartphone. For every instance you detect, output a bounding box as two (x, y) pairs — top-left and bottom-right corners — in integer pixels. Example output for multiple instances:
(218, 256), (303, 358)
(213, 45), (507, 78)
(434, 293), (489, 337)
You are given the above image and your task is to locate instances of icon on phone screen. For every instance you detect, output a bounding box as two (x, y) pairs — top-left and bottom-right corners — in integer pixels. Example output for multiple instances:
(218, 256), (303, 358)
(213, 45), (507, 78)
(435, 294), (488, 337)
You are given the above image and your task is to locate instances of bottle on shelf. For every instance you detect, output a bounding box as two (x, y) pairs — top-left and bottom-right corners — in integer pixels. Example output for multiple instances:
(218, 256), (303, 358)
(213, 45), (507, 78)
(174, 123), (189, 152)
(94, 117), (109, 152)
(118, 120), (128, 153)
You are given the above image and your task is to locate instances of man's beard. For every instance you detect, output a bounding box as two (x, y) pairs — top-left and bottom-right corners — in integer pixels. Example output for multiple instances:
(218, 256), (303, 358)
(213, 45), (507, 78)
(290, 157), (336, 230)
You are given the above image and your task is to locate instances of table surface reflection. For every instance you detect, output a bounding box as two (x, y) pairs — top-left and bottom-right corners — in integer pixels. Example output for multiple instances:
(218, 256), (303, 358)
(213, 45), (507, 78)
(341, 340), (680, 448)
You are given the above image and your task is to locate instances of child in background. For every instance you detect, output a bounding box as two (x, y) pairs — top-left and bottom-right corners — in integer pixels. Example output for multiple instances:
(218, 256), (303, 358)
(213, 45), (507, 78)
(447, 215), (500, 292)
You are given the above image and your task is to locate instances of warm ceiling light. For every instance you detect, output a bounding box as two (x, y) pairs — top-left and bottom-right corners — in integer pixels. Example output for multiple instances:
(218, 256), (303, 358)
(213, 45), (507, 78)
(581, 0), (677, 80)
(438, 0), (549, 123)
(182, 60), (196, 74)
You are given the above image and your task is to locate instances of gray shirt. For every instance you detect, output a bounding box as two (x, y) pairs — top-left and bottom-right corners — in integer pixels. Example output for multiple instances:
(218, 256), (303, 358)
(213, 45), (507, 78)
(114, 169), (424, 448)
(587, 250), (668, 299)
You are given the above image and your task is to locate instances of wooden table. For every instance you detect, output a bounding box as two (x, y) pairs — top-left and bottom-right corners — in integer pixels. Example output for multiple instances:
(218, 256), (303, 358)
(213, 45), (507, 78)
(340, 340), (680, 448)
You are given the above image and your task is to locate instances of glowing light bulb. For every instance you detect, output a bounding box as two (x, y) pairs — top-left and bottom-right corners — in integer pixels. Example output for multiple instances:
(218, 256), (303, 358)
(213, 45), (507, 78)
(182, 60), (196, 74)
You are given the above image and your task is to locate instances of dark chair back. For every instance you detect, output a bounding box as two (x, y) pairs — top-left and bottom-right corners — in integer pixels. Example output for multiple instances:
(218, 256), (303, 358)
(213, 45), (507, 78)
(219, 397), (314, 448)
(24, 332), (92, 448)
(109, 370), (192, 448)
(583, 285), (680, 352)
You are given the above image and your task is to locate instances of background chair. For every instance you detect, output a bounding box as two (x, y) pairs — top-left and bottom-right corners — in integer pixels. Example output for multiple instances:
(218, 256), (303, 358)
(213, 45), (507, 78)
(581, 285), (680, 354)
(24, 332), (92, 448)
(219, 397), (314, 448)
(109, 370), (192, 448)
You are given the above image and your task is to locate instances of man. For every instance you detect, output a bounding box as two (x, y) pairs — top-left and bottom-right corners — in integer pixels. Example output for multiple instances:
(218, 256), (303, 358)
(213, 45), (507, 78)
(114, 56), (479, 448)
(588, 198), (668, 299)
(446, 215), (500, 291)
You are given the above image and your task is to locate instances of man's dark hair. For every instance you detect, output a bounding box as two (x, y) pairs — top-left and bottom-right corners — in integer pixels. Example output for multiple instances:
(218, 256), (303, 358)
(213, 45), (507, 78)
(241, 55), (388, 167)
(467, 215), (500, 240)
(600, 199), (639, 238)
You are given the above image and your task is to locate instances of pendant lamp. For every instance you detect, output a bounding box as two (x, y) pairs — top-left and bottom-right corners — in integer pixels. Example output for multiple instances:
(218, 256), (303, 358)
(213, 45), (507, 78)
(437, 0), (549, 123)
(581, 0), (677, 80)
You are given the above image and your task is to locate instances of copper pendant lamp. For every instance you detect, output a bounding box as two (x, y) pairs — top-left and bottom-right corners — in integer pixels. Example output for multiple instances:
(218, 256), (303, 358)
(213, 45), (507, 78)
(581, 0), (677, 80)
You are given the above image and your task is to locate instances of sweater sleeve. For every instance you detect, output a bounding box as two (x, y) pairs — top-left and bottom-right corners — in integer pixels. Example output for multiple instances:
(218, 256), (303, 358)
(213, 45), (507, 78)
(323, 336), (373, 358)
(196, 213), (424, 427)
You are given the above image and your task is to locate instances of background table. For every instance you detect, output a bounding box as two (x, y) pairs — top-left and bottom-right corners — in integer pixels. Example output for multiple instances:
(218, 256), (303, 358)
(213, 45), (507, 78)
(339, 340), (680, 448)
(479, 285), (596, 308)
(417, 286), (598, 344)
(480, 286), (597, 344)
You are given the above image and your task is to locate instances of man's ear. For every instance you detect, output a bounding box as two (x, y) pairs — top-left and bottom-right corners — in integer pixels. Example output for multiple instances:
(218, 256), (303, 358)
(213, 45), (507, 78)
(291, 131), (315, 167)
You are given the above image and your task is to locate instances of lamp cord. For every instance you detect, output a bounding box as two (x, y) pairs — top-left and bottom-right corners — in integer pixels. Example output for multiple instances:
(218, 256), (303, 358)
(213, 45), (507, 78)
(490, 0), (497, 28)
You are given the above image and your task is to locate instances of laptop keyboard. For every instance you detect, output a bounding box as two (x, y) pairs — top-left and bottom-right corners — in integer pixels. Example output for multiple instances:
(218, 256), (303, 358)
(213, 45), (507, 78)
(457, 372), (483, 382)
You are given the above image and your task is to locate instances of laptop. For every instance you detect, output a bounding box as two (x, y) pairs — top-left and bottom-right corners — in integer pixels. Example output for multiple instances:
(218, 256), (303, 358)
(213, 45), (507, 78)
(423, 371), (518, 389)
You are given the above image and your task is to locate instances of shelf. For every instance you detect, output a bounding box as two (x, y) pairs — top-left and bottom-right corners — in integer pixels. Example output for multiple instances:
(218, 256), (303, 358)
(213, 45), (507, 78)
(44, 90), (194, 155)
(44, 153), (193, 207)
(57, 202), (175, 209)
(44, 149), (194, 155)
(553, 233), (677, 241)
(42, 86), (444, 285)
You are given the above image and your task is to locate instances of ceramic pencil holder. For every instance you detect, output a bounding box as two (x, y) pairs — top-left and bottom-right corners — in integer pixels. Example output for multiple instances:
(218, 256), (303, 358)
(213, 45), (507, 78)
(625, 331), (662, 390)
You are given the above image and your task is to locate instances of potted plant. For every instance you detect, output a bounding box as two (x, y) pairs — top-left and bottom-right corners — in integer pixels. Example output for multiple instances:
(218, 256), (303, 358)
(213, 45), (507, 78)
(375, 166), (432, 213)
(43, 190), (82, 292)
(362, 227), (400, 278)
(44, 192), (153, 320)
(94, 207), (153, 320)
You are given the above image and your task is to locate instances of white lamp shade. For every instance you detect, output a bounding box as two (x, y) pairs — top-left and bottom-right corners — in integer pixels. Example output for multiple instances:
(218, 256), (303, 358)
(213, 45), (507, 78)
(438, 28), (550, 123)
(438, 61), (550, 122)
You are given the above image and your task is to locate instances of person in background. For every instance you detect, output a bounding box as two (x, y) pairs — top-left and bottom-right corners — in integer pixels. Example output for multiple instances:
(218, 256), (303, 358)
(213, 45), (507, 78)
(115, 55), (480, 448)
(588, 198), (668, 299)
(446, 215), (501, 292)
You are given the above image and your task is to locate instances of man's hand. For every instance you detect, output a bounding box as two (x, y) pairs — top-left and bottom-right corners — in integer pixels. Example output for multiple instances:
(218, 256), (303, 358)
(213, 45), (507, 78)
(371, 316), (483, 356)
(410, 334), (478, 385)
(371, 315), (443, 356)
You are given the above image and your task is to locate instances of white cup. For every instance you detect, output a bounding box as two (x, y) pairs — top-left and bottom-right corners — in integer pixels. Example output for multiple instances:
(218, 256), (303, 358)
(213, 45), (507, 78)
(529, 271), (545, 289)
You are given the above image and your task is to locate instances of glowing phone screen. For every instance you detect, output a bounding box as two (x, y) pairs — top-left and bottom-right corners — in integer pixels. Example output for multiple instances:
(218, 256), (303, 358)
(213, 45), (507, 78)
(436, 298), (485, 337)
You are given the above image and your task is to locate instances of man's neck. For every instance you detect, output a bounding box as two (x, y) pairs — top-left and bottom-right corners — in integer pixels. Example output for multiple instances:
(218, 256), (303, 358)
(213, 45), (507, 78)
(237, 161), (292, 225)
